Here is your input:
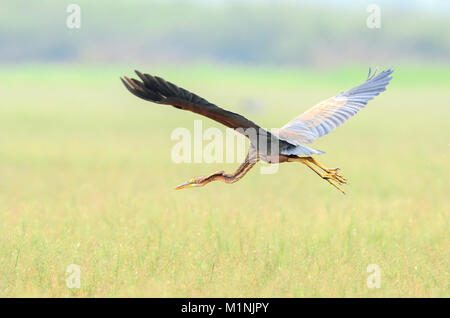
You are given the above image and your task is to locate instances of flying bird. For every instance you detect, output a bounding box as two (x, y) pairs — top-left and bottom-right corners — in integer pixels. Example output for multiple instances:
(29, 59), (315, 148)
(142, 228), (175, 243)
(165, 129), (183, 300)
(121, 68), (393, 194)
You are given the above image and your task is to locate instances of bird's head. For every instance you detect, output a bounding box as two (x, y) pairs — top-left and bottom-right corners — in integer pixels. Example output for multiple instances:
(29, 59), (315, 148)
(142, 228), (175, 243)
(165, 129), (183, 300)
(175, 176), (204, 190)
(175, 170), (225, 190)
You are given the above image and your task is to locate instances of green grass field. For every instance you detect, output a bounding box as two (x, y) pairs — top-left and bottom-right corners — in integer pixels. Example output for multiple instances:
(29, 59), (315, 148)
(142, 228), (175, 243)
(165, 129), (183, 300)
(0, 64), (448, 297)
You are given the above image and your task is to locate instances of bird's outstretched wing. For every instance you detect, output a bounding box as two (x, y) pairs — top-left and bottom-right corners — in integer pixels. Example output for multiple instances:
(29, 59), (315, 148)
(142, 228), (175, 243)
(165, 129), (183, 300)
(121, 70), (289, 148)
(278, 68), (394, 145)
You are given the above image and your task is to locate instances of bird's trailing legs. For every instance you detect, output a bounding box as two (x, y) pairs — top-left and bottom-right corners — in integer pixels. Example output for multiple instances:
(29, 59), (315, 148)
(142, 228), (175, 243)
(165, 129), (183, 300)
(288, 156), (347, 194)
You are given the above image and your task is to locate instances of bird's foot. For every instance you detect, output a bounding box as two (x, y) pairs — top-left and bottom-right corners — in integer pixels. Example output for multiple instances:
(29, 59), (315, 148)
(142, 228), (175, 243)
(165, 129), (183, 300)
(324, 169), (347, 184)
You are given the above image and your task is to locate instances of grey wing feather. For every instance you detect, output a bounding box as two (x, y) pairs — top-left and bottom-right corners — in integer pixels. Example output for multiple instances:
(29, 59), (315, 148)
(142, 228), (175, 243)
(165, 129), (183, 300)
(278, 68), (394, 145)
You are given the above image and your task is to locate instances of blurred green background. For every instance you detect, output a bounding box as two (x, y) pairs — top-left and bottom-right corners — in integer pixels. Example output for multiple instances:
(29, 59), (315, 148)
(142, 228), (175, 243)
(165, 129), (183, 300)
(1, 0), (450, 66)
(0, 0), (448, 297)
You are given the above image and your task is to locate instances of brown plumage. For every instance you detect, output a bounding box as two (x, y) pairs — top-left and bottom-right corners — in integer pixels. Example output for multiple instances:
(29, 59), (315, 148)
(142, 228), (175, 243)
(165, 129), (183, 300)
(121, 68), (393, 194)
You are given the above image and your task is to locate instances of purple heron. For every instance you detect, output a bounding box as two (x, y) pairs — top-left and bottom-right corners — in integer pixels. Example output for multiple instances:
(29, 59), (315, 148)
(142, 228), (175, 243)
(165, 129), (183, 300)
(121, 68), (393, 194)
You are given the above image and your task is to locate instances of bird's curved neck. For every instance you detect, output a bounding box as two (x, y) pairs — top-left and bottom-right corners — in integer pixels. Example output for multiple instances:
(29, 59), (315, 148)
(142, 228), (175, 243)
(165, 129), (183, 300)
(200, 155), (257, 185)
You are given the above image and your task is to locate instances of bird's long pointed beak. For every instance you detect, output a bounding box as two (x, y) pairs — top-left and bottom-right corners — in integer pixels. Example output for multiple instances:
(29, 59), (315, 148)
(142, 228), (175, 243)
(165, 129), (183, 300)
(175, 181), (194, 190)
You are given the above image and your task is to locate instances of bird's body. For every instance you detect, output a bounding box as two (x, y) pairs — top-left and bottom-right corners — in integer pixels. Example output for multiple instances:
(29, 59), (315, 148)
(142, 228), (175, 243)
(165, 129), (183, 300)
(121, 68), (393, 194)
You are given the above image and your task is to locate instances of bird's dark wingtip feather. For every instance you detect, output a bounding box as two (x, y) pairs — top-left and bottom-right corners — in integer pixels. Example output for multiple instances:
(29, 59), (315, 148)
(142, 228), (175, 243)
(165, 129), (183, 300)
(134, 70), (144, 78)
(121, 77), (141, 97)
(120, 77), (132, 89)
(134, 70), (144, 83)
